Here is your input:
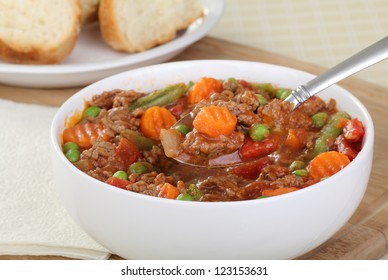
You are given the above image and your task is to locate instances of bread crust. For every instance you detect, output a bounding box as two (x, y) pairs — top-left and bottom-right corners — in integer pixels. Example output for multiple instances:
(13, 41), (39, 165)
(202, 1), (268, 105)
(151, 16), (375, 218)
(0, 0), (81, 64)
(98, 0), (127, 51)
(80, 0), (100, 23)
(99, 0), (204, 53)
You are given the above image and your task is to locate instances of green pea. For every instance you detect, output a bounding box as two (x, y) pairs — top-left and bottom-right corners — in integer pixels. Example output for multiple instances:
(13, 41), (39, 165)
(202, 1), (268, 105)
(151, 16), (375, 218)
(186, 184), (202, 201)
(176, 193), (194, 201)
(113, 170), (128, 180)
(312, 112), (329, 128)
(256, 94), (267, 106)
(129, 162), (153, 174)
(66, 149), (80, 163)
(227, 77), (238, 84)
(175, 124), (191, 135)
(256, 195), (269, 199)
(292, 169), (308, 177)
(275, 89), (291, 100)
(63, 142), (79, 153)
(251, 83), (274, 94)
(289, 160), (306, 171)
(129, 163), (147, 174)
(84, 106), (101, 117)
(249, 124), (269, 141)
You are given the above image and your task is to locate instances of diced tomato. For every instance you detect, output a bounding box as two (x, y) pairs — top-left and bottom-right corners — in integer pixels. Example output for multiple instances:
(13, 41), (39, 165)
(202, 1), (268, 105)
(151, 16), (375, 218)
(237, 80), (254, 90)
(105, 177), (129, 190)
(169, 97), (188, 119)
(239, 134), (279, 160)
(343, 118), (365, 143)
(169, 104), (184, 119)
(335, 135), (357, 160)
(115, 138), (140, 167)
(229, 156), (272, 179)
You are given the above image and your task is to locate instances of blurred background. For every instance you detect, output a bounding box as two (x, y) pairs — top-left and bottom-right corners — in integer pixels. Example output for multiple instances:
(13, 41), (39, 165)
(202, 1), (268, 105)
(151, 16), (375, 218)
(209, 0), (388, 88)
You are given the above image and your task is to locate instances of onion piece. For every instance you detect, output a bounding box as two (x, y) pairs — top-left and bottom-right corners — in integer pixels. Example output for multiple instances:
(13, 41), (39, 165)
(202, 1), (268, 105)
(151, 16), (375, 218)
(160, 129), (183, 158)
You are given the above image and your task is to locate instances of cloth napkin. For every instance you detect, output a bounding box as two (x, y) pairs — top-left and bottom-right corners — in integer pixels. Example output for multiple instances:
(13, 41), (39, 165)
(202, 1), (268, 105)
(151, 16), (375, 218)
(0, 99), (111, 259)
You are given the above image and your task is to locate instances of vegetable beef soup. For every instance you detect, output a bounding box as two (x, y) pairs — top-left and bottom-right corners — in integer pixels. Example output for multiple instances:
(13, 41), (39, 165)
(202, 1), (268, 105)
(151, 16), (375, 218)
(62, 77), (365, 201)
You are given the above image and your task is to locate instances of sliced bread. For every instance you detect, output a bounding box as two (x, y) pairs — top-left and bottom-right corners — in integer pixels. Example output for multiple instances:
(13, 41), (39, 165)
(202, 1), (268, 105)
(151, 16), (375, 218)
(80, 0), (100, 23)
(99, 0), (204, 53)
(0, 0), (81, 64)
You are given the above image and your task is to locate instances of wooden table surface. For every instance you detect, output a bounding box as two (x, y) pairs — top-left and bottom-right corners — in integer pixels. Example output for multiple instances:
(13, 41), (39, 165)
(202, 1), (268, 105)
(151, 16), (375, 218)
(0, 37), (387, 260)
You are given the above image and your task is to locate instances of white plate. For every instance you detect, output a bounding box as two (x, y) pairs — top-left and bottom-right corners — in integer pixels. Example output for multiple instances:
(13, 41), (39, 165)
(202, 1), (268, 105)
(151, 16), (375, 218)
(0, 0), (224, 88)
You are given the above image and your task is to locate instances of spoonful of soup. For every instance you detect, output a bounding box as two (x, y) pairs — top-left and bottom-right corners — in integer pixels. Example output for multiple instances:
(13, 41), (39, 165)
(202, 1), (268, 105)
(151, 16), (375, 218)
(161, 36), (388, 167)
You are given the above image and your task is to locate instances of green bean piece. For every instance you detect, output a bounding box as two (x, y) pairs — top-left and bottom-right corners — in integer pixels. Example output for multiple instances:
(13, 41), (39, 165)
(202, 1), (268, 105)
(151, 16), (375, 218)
(289, 160), (306, 171)
(312, 112), (329, 128)
(256, 94), (267, 106)
(175, 124), (191, 135)
(275, 89), (291, 100)
(176, 193), (194, 201)
(249, 124), (269, 141)
(309, 111), (350, 158)
(256, 195), (269, 199)
(292, 169), (308, 177)
(66, 149), (80, 163)
(186, 184), (202, 201)
(63, 142), (79, 153)
(113, 170), (128, 180)
(184, 81), (194, 93)
(128, 162), (154, 174)
(129, 83), (186, 110)
(251, 83), (275, 94)
(84, 106), (101, 117)
(120, 130), (154, 151)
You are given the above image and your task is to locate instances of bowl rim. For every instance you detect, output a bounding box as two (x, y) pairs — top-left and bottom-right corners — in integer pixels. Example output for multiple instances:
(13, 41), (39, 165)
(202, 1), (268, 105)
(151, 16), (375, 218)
(50, 59), (374, 207)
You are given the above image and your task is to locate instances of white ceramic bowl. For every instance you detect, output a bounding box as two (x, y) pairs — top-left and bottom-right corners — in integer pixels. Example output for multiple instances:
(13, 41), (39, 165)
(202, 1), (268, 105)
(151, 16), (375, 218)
(50, 60), (374, 259)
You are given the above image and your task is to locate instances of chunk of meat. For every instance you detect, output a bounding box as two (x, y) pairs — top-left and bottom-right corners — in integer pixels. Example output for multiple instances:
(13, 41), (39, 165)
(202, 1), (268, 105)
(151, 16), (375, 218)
(90, 89), (142, 109)
(295, 96), (327, 116)
(100, 107), (144, 133)
(199, 176), (244, 201)
(258, 99), (293, 129)
(181, 130), (244, 158)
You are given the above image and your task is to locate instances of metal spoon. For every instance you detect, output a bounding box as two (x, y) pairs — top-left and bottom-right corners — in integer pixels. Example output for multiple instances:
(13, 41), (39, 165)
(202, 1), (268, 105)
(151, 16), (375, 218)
(285, 36), (388, 109)
(165, 36), (388, 167)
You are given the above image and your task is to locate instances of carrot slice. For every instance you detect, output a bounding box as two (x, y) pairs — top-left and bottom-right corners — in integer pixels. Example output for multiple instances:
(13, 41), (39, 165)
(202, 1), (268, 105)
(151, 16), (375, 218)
(262, 187), (299, 197)
(63, 122), (108, 149)
(307, 151), (350, 180)
(158, 183), (180, 199)
(284, 129), (308, 150)
(187, 77), (223, 104)
(193, 105), (237, 138)
(140, 106), (177, 140)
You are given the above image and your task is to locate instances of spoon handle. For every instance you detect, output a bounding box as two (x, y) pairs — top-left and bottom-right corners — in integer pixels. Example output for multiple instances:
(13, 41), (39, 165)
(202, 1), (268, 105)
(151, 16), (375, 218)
(286, 36), (388, 109)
